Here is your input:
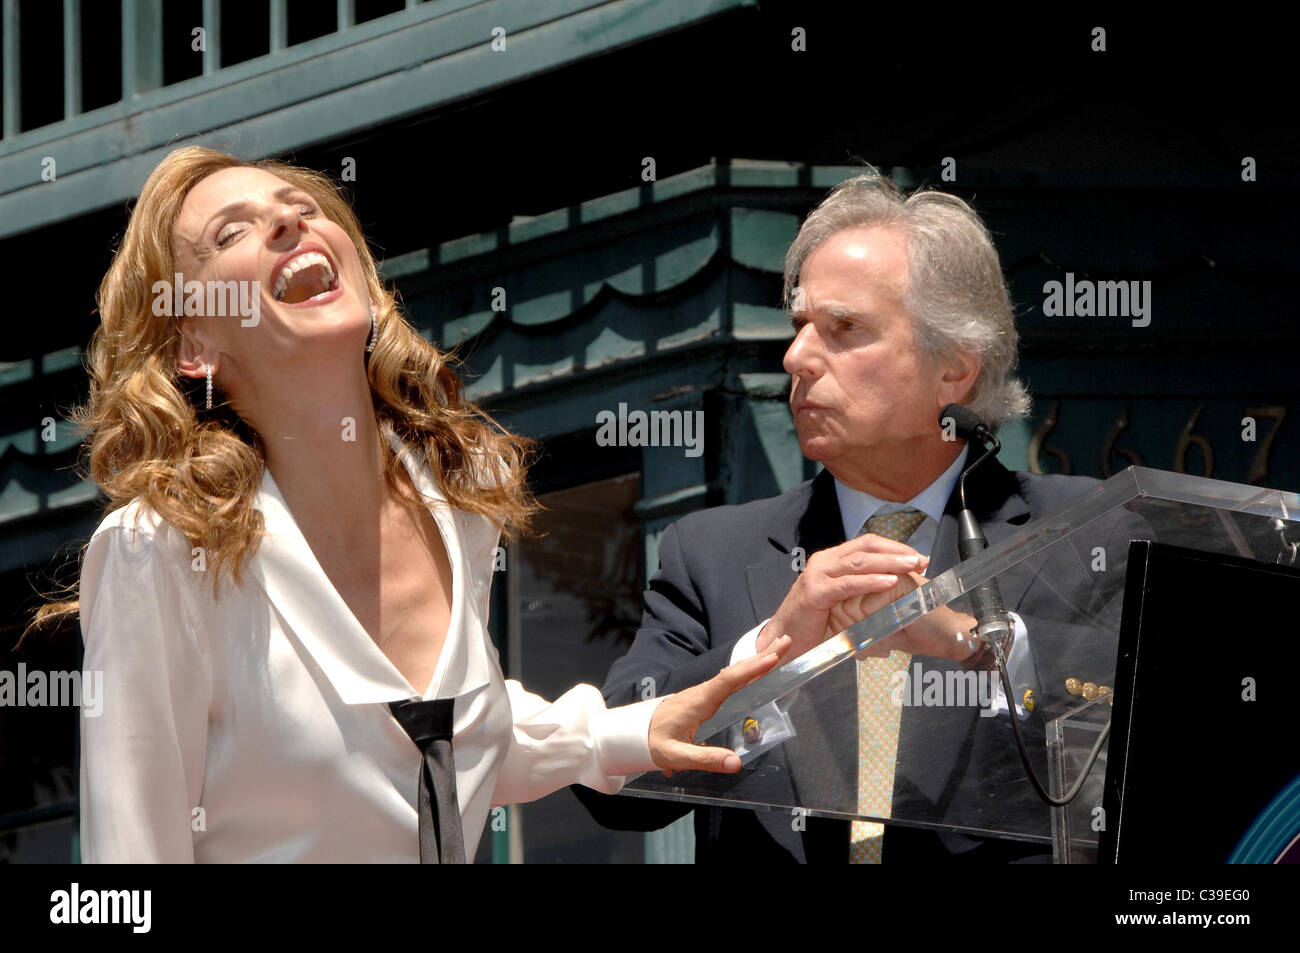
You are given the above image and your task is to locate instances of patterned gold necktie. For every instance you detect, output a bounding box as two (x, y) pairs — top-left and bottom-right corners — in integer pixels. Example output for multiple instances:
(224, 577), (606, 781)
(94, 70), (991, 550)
(850, 507), (927, 864)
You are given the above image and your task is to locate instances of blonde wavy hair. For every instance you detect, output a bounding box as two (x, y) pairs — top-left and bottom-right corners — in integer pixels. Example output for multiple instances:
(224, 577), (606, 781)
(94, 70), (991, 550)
(27, 146), (538, 636)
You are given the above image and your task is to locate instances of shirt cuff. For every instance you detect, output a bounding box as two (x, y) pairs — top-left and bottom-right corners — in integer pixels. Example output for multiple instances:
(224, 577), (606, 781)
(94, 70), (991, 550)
(594, 694), (667, 776)
(991, 611), (1033, 718)
(729, 619), (770, 665)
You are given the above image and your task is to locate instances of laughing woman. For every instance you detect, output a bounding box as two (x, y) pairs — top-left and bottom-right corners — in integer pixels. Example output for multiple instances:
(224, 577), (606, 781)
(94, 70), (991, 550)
(33, 147), (786, 862)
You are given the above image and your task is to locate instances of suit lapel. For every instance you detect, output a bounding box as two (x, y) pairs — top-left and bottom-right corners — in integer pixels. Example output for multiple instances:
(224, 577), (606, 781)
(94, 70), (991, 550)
(899, 451), (1037, 815)
(931, 452), (1036, 610)
(745, 470), (846, 625)
(741, 470), (855, 858)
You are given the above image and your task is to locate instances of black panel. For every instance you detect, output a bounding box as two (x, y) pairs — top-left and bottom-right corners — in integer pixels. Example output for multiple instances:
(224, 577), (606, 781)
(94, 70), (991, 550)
(1102, 540), (1300, 862)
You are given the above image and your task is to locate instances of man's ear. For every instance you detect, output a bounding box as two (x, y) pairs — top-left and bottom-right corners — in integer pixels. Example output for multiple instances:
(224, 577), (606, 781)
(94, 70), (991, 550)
(938, 348), (981, 409)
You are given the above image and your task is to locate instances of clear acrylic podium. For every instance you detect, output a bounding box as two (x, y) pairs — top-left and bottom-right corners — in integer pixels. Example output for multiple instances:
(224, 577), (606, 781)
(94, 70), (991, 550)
(620, 467), (1300, 859)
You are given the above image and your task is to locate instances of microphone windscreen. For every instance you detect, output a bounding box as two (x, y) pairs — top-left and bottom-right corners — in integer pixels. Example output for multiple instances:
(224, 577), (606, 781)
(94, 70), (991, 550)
(938, 403), (987, 441)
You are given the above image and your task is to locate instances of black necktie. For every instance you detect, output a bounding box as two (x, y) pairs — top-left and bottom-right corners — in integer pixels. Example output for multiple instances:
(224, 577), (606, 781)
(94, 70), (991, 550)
(388, 697), (466, 864)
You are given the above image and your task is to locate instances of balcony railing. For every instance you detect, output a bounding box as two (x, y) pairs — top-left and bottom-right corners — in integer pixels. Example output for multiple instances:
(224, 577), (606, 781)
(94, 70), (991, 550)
(0, 0), (749, 241)
(0, 0), (426, 141)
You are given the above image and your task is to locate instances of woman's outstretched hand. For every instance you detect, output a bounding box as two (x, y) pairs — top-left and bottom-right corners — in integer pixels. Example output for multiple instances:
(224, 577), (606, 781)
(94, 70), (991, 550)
(646, 635), (792, 777)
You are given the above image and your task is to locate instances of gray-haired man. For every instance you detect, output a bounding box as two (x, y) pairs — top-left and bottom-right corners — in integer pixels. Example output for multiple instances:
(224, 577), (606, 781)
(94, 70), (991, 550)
(576, 170), (1125, 863)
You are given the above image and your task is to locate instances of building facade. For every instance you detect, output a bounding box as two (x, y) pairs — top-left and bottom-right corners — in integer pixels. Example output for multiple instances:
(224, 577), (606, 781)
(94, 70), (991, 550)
(1, 1), (1295, 861)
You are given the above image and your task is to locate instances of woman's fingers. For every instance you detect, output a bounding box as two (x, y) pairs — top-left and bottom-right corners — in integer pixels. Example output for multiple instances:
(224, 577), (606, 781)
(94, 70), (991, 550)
(659, 741), (743, 774)
(695, 637), (788, 709)
(649, 637), (790, 774)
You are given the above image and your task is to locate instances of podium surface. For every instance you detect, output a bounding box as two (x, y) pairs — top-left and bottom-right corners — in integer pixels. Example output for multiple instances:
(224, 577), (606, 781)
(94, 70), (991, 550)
(621, 466), (1300, 848)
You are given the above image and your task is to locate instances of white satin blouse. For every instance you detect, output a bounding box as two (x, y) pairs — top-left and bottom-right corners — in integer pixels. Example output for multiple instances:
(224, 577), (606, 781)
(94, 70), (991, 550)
(78, 425), (663, 862)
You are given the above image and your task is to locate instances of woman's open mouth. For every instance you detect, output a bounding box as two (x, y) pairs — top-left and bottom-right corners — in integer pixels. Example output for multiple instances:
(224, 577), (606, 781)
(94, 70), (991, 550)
(270, 246), (343, 306)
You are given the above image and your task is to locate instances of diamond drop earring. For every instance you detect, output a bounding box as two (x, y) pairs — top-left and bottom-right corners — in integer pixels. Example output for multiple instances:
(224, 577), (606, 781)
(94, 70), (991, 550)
(366, 306), (378, 353)
(205, 364), (213, 410)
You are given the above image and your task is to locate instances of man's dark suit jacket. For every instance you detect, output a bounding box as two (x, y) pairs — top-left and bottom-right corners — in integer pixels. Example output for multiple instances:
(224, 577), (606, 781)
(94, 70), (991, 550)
(575, 446), (1142, 863)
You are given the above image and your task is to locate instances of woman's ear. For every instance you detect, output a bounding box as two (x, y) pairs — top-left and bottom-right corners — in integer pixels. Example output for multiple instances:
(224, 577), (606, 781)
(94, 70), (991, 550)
(176, 320), (211, 380)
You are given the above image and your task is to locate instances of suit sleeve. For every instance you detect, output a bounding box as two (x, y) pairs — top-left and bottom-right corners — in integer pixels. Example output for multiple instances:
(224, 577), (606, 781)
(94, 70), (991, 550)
(600, 519), (751, 705)
(78, 524), (211, 863)
(572, 517), (755, 831)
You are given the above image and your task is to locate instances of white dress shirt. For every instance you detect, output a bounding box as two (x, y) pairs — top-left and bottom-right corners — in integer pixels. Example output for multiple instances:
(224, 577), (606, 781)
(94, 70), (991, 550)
(730, 448), (1032, 715)
(78, 424), (663, 863)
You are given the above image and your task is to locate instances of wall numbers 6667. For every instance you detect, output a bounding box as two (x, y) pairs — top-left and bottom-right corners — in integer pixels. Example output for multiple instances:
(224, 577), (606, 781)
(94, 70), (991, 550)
(1029, 401), (1289, 486)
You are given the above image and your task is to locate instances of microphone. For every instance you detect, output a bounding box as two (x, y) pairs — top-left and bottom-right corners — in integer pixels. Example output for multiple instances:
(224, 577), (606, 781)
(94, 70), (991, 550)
(938, 403), (1013, 665)
(939, 405), (1105, 810)
(939, 403), (992, 444)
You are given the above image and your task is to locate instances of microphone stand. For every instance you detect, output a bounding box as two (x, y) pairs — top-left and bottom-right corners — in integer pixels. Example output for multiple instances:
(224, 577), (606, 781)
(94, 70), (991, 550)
(941, 404), (1108, 808)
